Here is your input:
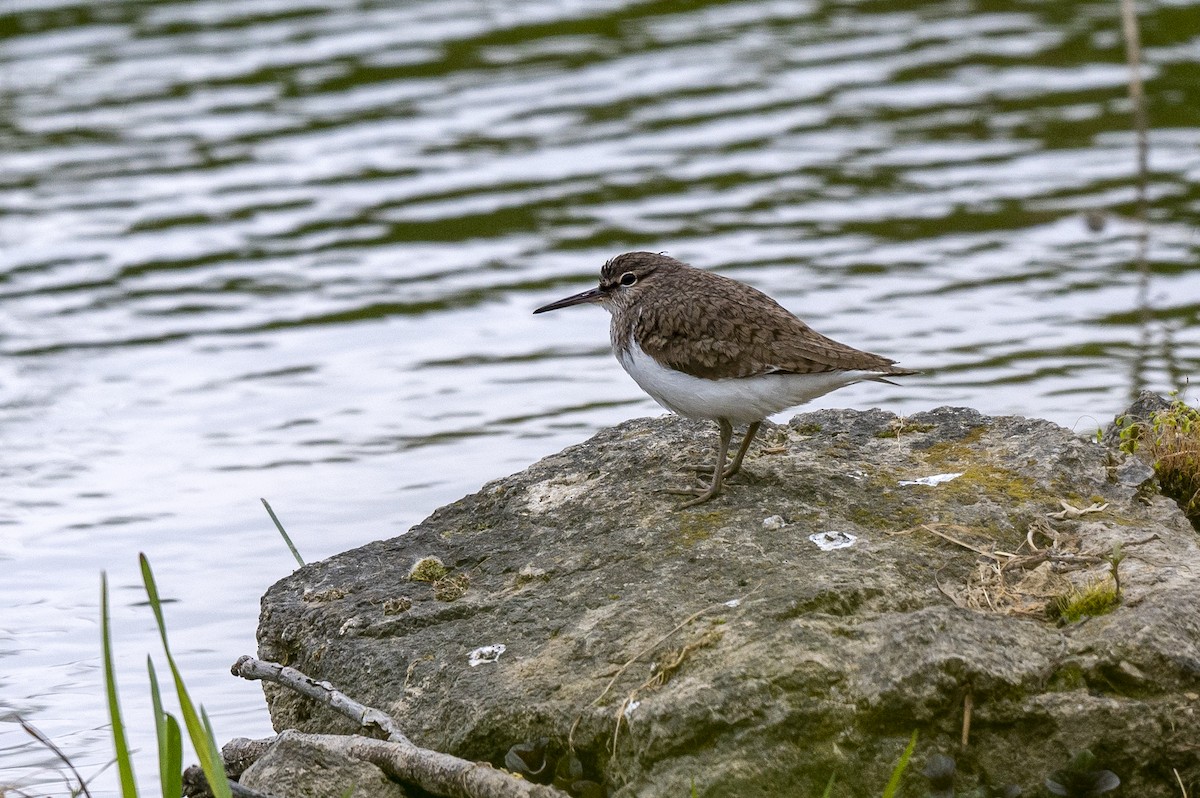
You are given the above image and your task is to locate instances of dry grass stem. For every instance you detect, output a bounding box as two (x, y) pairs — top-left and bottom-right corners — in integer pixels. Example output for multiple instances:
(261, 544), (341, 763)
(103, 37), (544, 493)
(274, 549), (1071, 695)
(568, 585), (758, 753)
(892, 503), (1160, 618)
(961, 689), (973, 750)
(610, 630), (721, 758)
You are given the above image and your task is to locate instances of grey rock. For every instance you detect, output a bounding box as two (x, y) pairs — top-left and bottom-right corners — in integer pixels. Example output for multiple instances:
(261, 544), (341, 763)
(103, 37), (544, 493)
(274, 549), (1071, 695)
(1108, 390), (1174, 433)
(1115, 457), (1156, 487)
(1101, 389), (1173, 466)
(239, 730), (408, 798)
(221, 737), (274, 779)
(256, 405), (1200, 797)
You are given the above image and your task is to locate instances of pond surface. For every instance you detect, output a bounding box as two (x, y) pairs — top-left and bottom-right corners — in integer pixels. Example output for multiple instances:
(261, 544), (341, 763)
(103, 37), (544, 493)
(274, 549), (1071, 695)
(2, 0), (1199, 793)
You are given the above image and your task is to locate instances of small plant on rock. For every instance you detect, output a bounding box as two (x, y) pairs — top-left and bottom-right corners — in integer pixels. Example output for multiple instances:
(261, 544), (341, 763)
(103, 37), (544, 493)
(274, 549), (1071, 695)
(1047, 579), (1120, 625)
(1116, 399), (1200, 526)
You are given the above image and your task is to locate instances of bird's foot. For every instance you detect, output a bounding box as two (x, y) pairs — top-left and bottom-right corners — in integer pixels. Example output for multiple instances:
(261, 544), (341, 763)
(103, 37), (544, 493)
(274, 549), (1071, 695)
(679, 461), (740, 480)
(662, 482), (723, 508)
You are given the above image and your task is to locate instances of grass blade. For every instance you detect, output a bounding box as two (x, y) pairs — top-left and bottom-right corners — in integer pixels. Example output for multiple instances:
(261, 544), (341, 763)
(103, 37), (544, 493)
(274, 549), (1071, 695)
(820, 773), (836, 798)
(163, 715), (183, 798)
(200, 706), (226, 775)
(19, 719), (94, 798)
(261, 498), (304, 566)
(139, 554), (232, 798)
(148, 657), (184, 798)
(101, 572), (139, 798)
(881, 730), (918, 798)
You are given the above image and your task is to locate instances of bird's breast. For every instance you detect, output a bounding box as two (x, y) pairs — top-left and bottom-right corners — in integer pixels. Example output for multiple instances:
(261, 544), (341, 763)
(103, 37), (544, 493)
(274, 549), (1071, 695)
(614, 336), (881, 424)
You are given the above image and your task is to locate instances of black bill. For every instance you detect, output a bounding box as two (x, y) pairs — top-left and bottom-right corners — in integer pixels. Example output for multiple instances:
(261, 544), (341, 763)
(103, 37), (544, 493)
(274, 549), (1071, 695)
(533, 286), (604, 314)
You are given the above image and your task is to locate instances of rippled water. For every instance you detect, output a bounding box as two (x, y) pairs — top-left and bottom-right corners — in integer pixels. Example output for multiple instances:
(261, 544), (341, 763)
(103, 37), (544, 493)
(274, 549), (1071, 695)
(3, 0), (1199, 792)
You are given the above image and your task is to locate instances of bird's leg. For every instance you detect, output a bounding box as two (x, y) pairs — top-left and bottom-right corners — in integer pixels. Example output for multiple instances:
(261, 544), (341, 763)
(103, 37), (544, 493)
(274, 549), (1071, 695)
(723, 421), (761, 479)
(665, 419), (733, 507)
(681, 420), (761, 480)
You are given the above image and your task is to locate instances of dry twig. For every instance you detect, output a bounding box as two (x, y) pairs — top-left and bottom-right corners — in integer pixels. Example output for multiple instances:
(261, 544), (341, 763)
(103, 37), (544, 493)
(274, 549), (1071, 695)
(230, 655), (567, 798)
(232, 656), (410, 744)
(961, 689), (973, 750)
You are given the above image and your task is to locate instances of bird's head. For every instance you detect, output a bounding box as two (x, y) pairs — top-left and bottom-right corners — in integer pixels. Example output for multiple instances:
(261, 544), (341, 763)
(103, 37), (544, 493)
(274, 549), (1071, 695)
(533, 252), (679, 315)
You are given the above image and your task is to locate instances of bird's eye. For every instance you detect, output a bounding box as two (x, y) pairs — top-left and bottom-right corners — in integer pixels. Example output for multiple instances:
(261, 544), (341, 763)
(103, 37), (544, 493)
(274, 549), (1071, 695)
(620, 272), (637, 286)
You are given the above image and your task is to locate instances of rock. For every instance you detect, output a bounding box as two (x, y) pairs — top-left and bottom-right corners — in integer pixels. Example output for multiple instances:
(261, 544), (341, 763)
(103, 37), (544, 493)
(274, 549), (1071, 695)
(1115, 456), (1156, 487)
(255, 404), (1200, 796)
(238, 730), (409, 798)
(1107, 389), (1174, 432)
(221, 736), (273, 779)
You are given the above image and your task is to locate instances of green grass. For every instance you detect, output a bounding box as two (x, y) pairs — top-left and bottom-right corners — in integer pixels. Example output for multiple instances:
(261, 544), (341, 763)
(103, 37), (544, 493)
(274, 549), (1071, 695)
(99, 556), (234, 798)
(88, 499), (306, 798)
(1048, 580), (1120, 624)
(261, 497), (305, 567)
(101, 571), (139, 797)
(147, 658), (183, 798)
(882, 731), (918, 798)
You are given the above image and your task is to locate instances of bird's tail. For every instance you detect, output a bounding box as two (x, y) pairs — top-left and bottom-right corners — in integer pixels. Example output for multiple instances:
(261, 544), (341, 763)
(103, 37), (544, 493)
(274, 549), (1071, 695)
(869, 367), (920, 386)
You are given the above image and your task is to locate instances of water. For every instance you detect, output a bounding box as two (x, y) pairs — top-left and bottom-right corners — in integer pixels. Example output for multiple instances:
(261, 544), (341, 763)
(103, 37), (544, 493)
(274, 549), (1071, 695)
(2, 0), (1198, 792)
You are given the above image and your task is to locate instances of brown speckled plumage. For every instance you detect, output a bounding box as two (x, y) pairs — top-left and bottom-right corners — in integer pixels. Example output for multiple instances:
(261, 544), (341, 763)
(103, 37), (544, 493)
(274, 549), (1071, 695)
(600, 252), (913, 380)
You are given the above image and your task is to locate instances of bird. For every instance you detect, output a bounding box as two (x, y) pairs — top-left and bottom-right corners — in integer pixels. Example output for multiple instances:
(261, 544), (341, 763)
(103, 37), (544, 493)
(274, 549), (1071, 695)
(533, 252), (917, 508)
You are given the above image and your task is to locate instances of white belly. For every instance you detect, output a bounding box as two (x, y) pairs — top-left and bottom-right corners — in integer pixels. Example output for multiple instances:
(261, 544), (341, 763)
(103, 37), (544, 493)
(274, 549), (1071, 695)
(617, 343), (880, 424)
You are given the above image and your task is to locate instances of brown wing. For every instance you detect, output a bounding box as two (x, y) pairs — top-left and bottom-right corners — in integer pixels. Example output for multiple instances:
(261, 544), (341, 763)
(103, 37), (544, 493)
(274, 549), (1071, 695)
(633, 268), (906, 380)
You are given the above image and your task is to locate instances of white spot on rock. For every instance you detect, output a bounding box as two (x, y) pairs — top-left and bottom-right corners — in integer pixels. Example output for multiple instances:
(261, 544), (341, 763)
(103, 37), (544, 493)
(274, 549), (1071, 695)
(899, 472), (964, 487)
(524, 475), (597, 513)
(468, 644), (507, 667)
(724, 598), (741, 608)
(623, 700), (641, 718)
(762, 515), (786, 530)
(809, 531), (857, 551)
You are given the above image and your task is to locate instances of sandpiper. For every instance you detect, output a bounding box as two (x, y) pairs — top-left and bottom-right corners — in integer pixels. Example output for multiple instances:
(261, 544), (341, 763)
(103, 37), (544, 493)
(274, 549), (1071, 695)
(534, 252), (916, 507)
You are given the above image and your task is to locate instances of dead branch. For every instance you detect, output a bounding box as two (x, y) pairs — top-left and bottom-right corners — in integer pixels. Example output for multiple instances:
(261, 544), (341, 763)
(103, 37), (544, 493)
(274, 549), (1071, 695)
(232, 656), (411, 744)
(231, 655), (567, 798)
